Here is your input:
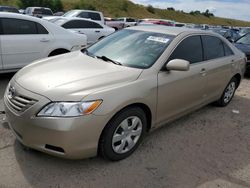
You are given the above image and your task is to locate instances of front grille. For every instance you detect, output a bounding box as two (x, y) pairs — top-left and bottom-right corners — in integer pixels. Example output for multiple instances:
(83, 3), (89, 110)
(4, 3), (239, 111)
(6, 87), (37, 112)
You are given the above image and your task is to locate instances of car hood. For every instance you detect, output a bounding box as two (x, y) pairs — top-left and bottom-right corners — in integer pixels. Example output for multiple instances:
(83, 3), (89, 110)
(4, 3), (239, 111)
(234, 43), (250, 55)
(14, 51), (142, 101)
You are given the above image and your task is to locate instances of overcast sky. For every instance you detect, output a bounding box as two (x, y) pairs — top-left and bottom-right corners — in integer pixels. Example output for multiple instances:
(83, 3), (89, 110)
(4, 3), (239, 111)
(130, 0), (250, 21)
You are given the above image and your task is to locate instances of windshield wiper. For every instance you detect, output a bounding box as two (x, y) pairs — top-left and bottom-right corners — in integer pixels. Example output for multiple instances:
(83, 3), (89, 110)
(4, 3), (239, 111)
(82, 49), (96, 58)
(96, 55), (123, 66)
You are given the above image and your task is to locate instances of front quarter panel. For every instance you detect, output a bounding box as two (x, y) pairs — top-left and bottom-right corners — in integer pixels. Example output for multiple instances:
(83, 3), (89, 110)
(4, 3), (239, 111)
(84, 69), (158, 128)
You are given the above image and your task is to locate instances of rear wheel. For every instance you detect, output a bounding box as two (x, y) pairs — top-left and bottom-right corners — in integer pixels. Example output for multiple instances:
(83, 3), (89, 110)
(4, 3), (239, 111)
(99, 107), (147, 161)
(216, 77), (238, 107)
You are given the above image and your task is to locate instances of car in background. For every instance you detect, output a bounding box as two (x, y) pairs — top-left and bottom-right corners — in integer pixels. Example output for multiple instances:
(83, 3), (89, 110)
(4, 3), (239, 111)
(239, 27), (250, 37)
(51, 17), (115, 44)
(140, 19), (174, 26)
(116, 17), (137, 27)
(104, 17), (125, 30)
(0, 6), (19, 13)
(234, 33), (250, 75)
(24, 7), (53, 18)
(223, 29), (240, 42)
(0, 13), (87, 73)
(54, 11), (64, 16)
(63, 10), (105, 24)
(4, 26), (245, 161)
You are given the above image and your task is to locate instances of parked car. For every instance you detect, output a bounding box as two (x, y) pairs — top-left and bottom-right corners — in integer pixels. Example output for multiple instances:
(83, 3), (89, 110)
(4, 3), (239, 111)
(0, 13), (87, 73)
(53, 11), (64, 16)
(116, 17), (137, 27)
(0, 6), (19, 13)
(239, 27), (250, 37)
(223, 29), (240, 42)
(63, 10), (105, 24)
(234, 33), (250, 75)
(140, 19), (174, 26)
(104, 17), (125, 30)
(4, 26), (245, 161)
(24, 7), (53, 18)
(51, 17), (115, 44)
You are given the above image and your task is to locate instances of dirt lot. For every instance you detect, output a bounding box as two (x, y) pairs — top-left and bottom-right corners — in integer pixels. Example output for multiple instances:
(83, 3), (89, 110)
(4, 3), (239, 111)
(0, 74), (250, 188)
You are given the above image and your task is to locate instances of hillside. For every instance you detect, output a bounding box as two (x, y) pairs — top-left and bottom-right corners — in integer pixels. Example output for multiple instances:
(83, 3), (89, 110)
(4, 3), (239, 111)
(1, 0), (250, 27)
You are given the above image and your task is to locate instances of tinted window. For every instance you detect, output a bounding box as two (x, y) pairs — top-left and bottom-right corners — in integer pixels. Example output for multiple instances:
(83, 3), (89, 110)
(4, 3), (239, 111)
(0, 7), (19, 13)
(202, 35), (224, 60)
(33, 8), (53, 15)
(63, 20), (102, 29)
(1, 18), (37, 35)
(127, 18), (135, 22)
(168, 35), (203, 64)
(37, 23), (48, 34)
(78, 12), (89, 18)
(223, 43), (234, 56)
(89, 12), (101, 21)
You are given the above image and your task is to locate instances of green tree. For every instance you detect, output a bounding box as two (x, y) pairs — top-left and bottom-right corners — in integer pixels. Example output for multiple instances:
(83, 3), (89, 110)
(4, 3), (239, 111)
(146, 5), (155, 14)
(52, 0), (63, 12)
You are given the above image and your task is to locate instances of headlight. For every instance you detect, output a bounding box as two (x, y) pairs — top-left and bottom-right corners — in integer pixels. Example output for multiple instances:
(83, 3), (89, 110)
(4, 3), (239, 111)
(37, 100), (102, 117)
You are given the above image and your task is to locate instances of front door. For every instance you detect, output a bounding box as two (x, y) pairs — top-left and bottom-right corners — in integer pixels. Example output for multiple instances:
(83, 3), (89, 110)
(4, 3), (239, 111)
(157, 35), (207, 125)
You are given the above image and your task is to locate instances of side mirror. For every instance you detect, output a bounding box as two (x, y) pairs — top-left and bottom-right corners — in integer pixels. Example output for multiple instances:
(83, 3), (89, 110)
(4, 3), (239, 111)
(166, 59), (190, 71)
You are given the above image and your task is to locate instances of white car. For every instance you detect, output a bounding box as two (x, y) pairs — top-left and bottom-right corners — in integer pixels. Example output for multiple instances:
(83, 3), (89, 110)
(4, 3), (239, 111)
(63, 10), (105, 24)
(51, 17), (115, 44)
(117, 17), (137, 27)
(0, 13), (87, 73)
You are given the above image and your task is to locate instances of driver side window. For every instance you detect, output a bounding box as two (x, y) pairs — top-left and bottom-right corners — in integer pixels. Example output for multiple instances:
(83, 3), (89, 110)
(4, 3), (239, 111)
(168, 35), (203, 64)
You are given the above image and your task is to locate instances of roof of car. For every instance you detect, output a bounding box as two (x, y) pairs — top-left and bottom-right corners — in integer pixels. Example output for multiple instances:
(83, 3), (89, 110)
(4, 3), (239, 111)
(128, 25), (214, 36)
(54, 17), (103, 25)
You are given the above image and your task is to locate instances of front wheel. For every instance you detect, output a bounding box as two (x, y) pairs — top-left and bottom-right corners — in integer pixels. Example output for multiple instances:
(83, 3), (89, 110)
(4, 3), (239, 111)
(216, 77), (238, 107)
(99, 107), (147, 161)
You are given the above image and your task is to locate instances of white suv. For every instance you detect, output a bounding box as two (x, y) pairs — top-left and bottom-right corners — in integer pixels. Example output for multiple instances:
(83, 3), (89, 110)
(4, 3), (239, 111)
(0, 13), (87, 73)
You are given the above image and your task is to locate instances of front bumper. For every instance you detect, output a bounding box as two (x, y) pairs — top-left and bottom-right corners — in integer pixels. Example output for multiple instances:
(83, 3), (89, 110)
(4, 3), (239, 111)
(4, 81), (109, 159)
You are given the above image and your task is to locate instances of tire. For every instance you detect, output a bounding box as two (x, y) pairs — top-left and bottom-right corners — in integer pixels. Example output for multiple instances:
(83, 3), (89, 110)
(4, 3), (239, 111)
(99, 107), (147, 161)
(216, 77), (238, 107)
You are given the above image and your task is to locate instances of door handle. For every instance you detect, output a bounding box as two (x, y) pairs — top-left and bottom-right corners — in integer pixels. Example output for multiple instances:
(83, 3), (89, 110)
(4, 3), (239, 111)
(40, 38), (50, 42)
(95, 30), (100, 33)
(200, 68), (206, 76)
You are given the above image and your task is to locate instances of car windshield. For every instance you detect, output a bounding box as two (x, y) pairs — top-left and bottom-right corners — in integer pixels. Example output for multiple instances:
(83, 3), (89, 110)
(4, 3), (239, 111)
(86, 29), (174, 69)
(236, 33), (250, 45)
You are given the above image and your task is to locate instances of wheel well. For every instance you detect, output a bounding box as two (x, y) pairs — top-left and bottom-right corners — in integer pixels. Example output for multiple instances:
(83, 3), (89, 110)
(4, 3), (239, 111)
(97, 103), (152, 155)
(233, 73), (241, 88)
(48, 49), (70, 57)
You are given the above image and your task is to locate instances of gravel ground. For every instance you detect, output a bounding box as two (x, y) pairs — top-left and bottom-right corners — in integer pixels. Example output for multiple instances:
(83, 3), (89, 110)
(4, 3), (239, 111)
(0, 73), (250, 188)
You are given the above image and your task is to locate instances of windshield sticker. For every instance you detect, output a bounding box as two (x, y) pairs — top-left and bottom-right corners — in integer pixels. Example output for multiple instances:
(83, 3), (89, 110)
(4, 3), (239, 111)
(147, 36), (170, 43)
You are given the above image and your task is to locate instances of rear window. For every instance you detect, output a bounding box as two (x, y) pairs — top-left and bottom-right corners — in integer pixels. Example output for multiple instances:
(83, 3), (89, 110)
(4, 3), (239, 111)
(33, 8), (53, 15)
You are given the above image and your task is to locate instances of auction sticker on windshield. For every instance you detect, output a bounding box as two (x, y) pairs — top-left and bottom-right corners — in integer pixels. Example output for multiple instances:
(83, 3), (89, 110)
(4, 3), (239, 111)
(147, 36), (170, 43)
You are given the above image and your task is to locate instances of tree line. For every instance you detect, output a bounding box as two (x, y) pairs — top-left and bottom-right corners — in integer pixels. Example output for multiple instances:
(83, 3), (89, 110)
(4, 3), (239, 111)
(18, 0), (63, 12)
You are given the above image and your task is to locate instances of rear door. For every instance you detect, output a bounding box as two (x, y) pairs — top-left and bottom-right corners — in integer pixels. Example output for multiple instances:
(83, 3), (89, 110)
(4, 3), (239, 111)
(63, 20), (103, 44)
(157, 35), (207, 125)
(201, 35), (235, 101)
(0, 18), (51, 70)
